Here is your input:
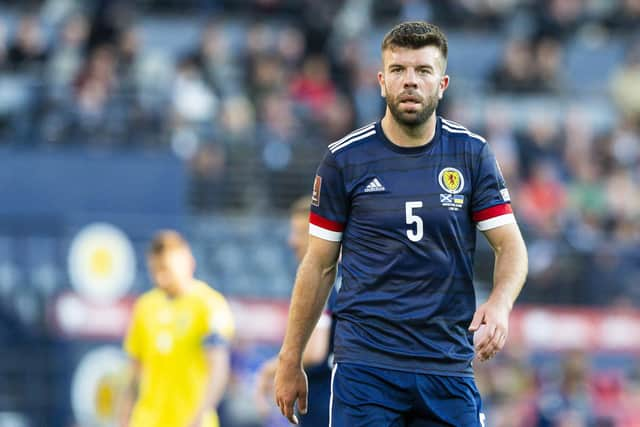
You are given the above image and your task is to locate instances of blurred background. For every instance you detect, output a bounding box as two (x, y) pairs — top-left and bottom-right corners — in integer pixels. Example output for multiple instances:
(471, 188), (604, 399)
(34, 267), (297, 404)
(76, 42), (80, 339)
(0, 0), (639, 426)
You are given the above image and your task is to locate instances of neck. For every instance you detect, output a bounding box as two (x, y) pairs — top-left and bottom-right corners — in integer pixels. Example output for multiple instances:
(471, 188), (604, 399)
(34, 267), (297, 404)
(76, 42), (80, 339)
(165, 279), (194, 298)
(381, 111), (437, 148)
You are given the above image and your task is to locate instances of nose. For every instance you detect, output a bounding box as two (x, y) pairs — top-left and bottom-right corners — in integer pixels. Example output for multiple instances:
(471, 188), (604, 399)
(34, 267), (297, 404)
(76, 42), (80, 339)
(403, 68), (418, 88)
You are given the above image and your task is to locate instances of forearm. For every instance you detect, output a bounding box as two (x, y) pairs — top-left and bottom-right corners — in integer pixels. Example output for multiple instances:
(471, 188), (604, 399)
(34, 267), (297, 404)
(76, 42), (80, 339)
(198, 348), (230, 413)
(119, 361), (140, 427)
(489, 229), (528, 310)
(279, 255), (336, 365)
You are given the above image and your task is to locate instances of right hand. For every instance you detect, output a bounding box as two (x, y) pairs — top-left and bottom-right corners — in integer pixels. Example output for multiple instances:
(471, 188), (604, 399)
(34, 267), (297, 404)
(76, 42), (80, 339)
(255, 357), (278, 416)
(274, 356), (308, 425)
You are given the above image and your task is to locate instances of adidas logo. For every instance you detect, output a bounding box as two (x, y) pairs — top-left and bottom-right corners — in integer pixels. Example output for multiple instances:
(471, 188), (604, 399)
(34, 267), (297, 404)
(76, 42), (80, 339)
(364, 178), (386, 192)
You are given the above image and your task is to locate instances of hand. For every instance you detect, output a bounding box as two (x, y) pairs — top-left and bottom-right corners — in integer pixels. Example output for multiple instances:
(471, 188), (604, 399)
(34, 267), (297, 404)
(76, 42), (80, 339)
(255, 357), (278, 416)
(274, 356), (308, 425)
(468, 296), (511, 362)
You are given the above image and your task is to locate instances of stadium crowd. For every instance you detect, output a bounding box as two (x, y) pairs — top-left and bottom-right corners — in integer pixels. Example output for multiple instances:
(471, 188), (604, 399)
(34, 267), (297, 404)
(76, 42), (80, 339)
(0, 0), (640, 426)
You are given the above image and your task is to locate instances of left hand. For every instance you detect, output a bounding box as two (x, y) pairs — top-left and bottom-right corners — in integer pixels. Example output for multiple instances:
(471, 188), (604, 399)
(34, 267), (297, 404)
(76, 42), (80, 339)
(468, 296), (511, 362)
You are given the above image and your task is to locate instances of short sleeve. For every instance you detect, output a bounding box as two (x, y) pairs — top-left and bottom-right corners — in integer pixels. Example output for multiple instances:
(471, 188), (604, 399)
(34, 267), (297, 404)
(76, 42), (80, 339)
(124, 301), (144, 360)
(309, 150), (349, 242)
(471, 143), (516, 231)
(203, 293), (235, 347)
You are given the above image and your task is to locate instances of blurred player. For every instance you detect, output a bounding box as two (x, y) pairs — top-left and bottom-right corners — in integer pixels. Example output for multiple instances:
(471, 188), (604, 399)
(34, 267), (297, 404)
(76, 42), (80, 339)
(256, 196), (337, 427)
(274, 21), (528, 426)
(120, 230), (234, 427)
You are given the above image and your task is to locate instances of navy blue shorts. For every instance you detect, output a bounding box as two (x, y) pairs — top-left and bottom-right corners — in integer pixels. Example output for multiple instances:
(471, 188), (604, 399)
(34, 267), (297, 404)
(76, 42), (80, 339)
(330, 363), (485, 427)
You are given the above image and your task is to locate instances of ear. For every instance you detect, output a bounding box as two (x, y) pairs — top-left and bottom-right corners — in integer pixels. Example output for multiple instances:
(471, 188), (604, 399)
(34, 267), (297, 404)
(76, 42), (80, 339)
(377, 71), (386, 98)
(438, 74), (450, 100)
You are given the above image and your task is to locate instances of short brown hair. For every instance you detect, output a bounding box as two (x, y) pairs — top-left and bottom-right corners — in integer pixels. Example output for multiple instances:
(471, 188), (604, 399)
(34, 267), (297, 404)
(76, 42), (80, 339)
(290, 196), (311, 217)
(148, 230), (190, 256)
(381, 21), (448, 61)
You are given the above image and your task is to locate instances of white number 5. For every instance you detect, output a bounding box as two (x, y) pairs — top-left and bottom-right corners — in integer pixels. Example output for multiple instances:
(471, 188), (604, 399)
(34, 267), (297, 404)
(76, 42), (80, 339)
(405, 201), (423, 242)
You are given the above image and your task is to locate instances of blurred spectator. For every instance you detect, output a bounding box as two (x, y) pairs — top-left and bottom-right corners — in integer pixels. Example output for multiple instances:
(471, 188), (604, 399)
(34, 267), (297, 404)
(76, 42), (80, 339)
(171, 57), (218, 125)
(483, 103), (521, 187)
(67, 44), (121, 141)
(7, 14), (49, 73)
(47, 13), (89, 88)
(218, 95), (256, 144)
(86, 0), (132, 51)
(533, 351), (596, 426)
(115, 25), (141, 89)
(610, 41), (640, 123)
(517, 114), (564, 179)
(289, 54), (337, 119)
(604, 0), (640, 35)
(519, 159), (567, 233)
(321, 92), (355, 141)
(0, 19), (8, 69)
(533, 37), (564, 93)
(534, 0), (585, 41)
(246, 54), (288, 108)
(490, 39), (539, 93)
(188, 20), (241, 98)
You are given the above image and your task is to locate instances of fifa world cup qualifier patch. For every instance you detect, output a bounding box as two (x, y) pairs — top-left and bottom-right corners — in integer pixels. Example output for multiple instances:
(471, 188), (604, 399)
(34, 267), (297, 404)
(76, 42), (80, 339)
(312, 175), (322, 207)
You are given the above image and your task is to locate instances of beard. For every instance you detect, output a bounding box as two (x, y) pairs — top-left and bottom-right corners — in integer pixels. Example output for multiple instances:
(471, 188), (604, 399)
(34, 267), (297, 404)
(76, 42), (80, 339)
(386, 89), (439, 128)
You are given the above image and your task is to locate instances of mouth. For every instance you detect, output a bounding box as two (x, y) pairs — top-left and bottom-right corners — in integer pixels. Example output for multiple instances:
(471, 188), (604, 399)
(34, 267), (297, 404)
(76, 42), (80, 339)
(398, 94), (422, 106)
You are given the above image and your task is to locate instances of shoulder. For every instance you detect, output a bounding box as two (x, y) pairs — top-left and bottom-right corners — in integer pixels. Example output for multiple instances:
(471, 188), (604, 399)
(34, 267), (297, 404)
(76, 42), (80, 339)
(134, 289), (163, 310)
(327, 122), (378, 157)
(194, 280), (230, 308)
(440, 117), (487, 149)
(194, 281), (235, 338)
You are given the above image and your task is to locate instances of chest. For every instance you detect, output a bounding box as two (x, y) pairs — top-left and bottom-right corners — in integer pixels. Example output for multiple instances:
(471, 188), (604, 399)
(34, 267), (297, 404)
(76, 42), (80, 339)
(346, 156), (474, 234)
(142, 299), (206, 354)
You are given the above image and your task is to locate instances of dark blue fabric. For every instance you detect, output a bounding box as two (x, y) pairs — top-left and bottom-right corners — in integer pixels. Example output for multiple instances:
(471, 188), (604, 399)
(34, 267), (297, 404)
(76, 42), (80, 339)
(330, 363), (484, 427)
(311, 117), (510, 376)
(298, 285), (339, 427)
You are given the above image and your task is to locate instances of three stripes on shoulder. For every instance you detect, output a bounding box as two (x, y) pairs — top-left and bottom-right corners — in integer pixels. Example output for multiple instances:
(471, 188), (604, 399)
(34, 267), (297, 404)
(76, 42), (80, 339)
(441, 118), (486, 143)
(328, 118), (486, 155)
(329, 123), (377, 153)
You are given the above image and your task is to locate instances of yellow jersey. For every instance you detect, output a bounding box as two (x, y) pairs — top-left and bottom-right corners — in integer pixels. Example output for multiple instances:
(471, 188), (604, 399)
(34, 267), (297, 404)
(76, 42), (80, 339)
(124, 280), (235, 427)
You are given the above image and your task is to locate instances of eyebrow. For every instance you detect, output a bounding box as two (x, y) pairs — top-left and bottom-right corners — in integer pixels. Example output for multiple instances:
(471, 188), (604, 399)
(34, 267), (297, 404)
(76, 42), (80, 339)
(387, 63), (435, 70)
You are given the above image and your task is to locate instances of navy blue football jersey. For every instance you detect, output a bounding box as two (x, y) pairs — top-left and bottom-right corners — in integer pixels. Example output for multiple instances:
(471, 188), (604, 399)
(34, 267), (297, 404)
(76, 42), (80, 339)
(309, 117), (515, 376)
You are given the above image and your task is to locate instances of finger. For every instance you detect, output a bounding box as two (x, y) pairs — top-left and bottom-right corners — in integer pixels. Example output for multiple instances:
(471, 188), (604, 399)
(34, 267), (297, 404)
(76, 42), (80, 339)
(298, 388), (308, 415)
(499, 333), (507, 349)
(477, 329), (500, 361)
(488, 325), (508, 354)
(468, 309), (485, 332)
(476, 324), (497, 354)
(481, 331), (506, 361)
(281, 398), (298, 425)
(493, 333), (507, 354)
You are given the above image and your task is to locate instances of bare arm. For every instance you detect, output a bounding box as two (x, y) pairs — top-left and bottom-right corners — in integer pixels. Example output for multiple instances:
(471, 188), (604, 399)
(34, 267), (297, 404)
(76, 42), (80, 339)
(189, 346), (231, 427)
(255, 318), (331, 416)
(119, 359), (141, 427)
(275, 235), (341, 424)
(469, 222), (528, 361)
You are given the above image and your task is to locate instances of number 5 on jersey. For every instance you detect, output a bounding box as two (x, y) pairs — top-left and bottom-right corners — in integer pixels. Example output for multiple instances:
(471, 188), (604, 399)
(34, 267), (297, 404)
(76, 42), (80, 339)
(405, 201), (423, 242)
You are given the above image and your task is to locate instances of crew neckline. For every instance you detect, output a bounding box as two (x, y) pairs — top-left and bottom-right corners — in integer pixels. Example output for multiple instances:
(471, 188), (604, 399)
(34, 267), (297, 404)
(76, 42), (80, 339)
(377, 116), (441, 154)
